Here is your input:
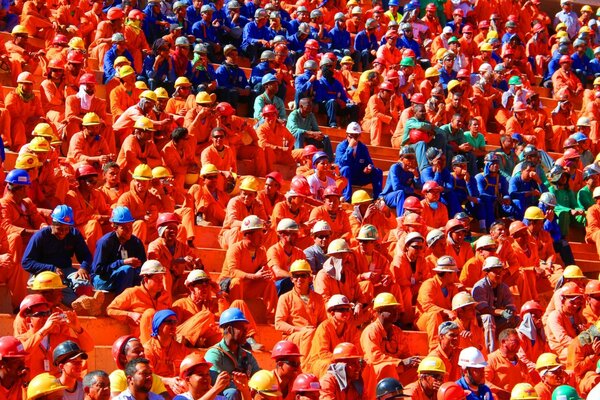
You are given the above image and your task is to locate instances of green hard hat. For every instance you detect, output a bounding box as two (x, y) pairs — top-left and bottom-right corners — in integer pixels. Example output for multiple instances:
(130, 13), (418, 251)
(551, 385), (582, 400)
(508, 75), (523, 86)
(400, 57), (415, 67)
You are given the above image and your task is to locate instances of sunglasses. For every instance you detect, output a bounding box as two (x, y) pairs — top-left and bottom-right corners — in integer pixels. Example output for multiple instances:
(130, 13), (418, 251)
(292, 273), (311, 279)
(333, 307), (352, 313)
(213, 135), (225, 139)
(205, 175), (218, 180)
(281, 360), (301, 368)
(410, 245), (423, 249)
(162, 319), (178, 325)
(30, 310), (51, 318)
(316, 234), (330, 239)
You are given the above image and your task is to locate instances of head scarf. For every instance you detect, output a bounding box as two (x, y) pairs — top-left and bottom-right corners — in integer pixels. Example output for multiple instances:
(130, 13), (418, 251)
(151, 309), (177, 337)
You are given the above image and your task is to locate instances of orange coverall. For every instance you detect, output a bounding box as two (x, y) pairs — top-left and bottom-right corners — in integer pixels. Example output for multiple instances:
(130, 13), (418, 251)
(188, 183), (229, 226)
(319, 371), (362, 400)
(162, 140), (198, 190)
(309, 205), (352, 241)
(256, 121), (296, 174)
(485, 349), (532, 400)
(116, 135), (162, 179)
(65, 187), (110, 253)
(416, 275), (460, 350)
(361, 94), (397, 147)
(143, 336), (189, 378)
(429, 344), (461, 382)
(218, 196), (269, 249)
(117, 183), (166, 244)
(4, 90), (44, 149)
(66, 131), (111, 165)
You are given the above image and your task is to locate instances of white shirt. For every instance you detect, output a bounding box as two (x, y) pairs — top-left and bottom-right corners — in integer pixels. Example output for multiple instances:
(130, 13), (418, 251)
(116, 389), (164, 400)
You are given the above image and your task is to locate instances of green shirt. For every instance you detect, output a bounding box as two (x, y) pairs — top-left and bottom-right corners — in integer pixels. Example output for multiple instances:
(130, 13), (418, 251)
(204, 339), (260, 385)
(286, 109), (320, 148)
(464, 132), (486, 149)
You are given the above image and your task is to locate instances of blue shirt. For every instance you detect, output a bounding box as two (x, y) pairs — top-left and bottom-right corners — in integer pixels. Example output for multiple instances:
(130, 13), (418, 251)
(354, 30), (378, 52)
(588, 58), (600, 76)
(335, 140), (374, 173)
(142, 5), (169, 44)
(329, 26), (351, 51)
(440, 67), (457, 90)
(191, 62), (217, 87)
(249, 61), (276, 87)
(571, 52), (590, 75)
(192, 19), (219, 43)
(398, 36), (421, 58)
(242, 21), (273, 50)
(103, 46), (134, 83)
(382, 162), (419, 196)
(91, 231), (146, 278)
(421, 166), (452, 188)
(508, 175), (547, 216)
(314, 77), (349, 103)
(186, 5), (203, 26)
(287, 32), (309, 54)
(456, 377), (493, 400)
(215, 62), (250, 89)
(295, 70), (316, 100)
(23, 226), (92, 274)
(141, 55), (176, 82)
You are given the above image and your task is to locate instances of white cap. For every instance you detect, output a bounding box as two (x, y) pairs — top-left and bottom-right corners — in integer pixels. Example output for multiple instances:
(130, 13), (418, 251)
(326, 294), (353, 310)
(443, 26), (453, 34)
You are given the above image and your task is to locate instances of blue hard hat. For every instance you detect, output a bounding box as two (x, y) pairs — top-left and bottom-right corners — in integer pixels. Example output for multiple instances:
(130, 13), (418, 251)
(261, 73), (278, 86)
(219, 307), (249, 326)
(5, 169), (31, 185)
(51, 205), (75, 226)
(389, 0), (399, 6)
(312, 151), (329, 166)
(110, 206), (136, 224)
(571, 132), (588, 142)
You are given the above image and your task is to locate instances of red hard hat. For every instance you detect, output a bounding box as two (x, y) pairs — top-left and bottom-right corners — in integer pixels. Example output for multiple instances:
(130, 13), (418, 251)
(503, 48), (515, 56)
(305, 39), (319, 50)
(332, 342), (362, 361)
(67, 51), (84, 64)
(107, 7), (125, 20)
(18, 294), (49, 317)
(426, 3), (437, 11)
(585, 280), (600, 295)
(379, 81), (395, 92)
(445, 218), (467, 233)
(532, 23), (544, 33)
(79, 73), (97, 85)
(303, 144), (319, 157)
(402, 48), (416, 58)
(403, 196), (423, 211)
(385, 69), (399, 81)
(262, 104), (278, 115)
(323, 185), (340, 197)
(216, 102), (235, 116)
(157, 212), (180, 227)
(290, 175), (311, 197)
(457, 68), (470, 78)
(478, 20), (490, 28)
(423, 181), (442, 192)
(411, 93), (425, 104)
(462, 24), (474, 33)
(560, 281), (585, 297)
(563, 137), (577, 149)
(374, 57), (386, 65)
(563, 148), (580, 160)
(509, 220), (528, 236)
(519, 300), (543, 318)
(179, 353), (211, 378)
(325, 52), (336, 61)
(403, 213), (424, 226)
(128, 9), (145, 20)
(75, 164), (98, 179)
(559, 55), (573, 64)
(266, 171), (284, 186)
(507, 14), (518, 22)
(409, 129), (431, 144)
(437, 382), (470, 400)
(112, 335), (137, 369)
(292, 374), (321, 393)
(52, 34), (68, 45)
(271, 340), (301, 359)
(0, 337), (28, 359)
(48, 59), (65, 70)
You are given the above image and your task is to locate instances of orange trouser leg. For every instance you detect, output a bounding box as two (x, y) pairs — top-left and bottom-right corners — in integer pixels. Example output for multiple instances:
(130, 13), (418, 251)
(10, 119), (27, 151)
(1, 260), (29, 310)
(0, 108), (11, 148)
(369, 119), (386, 147)
(176, 308), (222, 347)
(398, 286), (414, 325)
(237, 145), (267, 177)
(263, 147), (276, 174)
(228, 277), (278, 316)
(81, 220), (103, 256)
(132, 220), (148, 245)
(174, 206), (194, 240)
(205, 203), (226, 226)
(139, 308), (156, 345)
(285, 328), (316, 371)
(416, 310), (446, 351)
(218, 227), (240, 250)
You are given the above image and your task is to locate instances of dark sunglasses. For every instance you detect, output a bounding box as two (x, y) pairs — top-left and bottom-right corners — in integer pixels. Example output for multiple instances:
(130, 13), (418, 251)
(280, 360), (301, 367)
(292, 273), (311, 279)
(316, 234), (330, 239)
(205, 175), (218, 180)
(30, 310), (51, 318)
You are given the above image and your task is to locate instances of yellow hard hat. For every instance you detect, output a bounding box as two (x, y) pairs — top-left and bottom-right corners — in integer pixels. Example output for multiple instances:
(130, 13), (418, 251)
(373, 292), (400, 309)
(582, 5), (593, 13)
(486, 31), (498, 40)
(563, 265), (585, 279)
(195, 91), (217, 104)
(28, 137), (51, 152)
(248, 370), (282, 397)
(556, 31), (568, 39)
(68, 36), (86, 50)
(114, 56), (132, 67)
(32, 123), (54, 138)
(139, 90), (157, 102)
(556, 22), (567, 31)
(118, 65), (135, 78)
(452, 292), (478, 310)
(535, 353), (561, 371)
(341, 56), (354, 64)
(135, 81), (149, 90)
(27, 373), (67, 400)
(175, 76), (192, 87)
(11, 25), (29, 36)
(510, 383), (539, 400)
(594, 77), (600, 86)
(447, 79), (461, 92)
(200, 163), (219, 176)
(480, 42), (493, 52)
(152, 166), (173, 179)
(82, 112), (101, 126)
(132, 164), (153, 180)
(15, 153), (41, 169)
(580, 26), (592, 33)
(417, 356), (447, 374)
(154, 87), (169, 99)
(239, 176), (259, 192)
(29, 271), (67, 291)
(425, 67), (440, 78)
(524, 206), (544, 220)
(185, 173), (199, 185)
(351, 189), (372, 204)
(133, 116), (155, 131)
(290, 259), (312, 274)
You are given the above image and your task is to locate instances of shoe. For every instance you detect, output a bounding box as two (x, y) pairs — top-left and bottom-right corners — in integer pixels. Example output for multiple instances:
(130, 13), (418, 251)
(246, 336), (265, 352)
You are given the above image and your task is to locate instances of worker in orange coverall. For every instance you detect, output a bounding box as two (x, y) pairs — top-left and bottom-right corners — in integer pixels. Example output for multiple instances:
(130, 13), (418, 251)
(416, 256), (461, 351)
(4, 72), (44, 150)
(267, 218), (308, 297)
(162, 127), (200, 191)
(565, 321), (600, 395)
(274, 259), (328, 370)
(218, 215), (278, 319)
(319, 342), (365, 400)
(66, 112), (114, 168)
(256, 104), (296, 176)
(116, 117), (162, 181)
(305, 294), (361, 378)
(361, 292), (421, 390)
(187, 164), (229, 227)
(106, 260), (171, 344)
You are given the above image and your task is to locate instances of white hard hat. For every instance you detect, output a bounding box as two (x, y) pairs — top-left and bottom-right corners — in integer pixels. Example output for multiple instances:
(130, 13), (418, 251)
(276, 218), (299, 232)
(241, 215), (264, 232)
(140, 260), (166, 275)
(311, 220), (332, 234)
(346, 121), (362, 135)
(482, 256), (503, 271)
(326, 294), (353, 311)
(458, 347), (488, 368)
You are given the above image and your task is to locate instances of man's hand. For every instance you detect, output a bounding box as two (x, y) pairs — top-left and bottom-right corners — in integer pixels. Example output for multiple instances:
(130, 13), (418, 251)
(401, 356), (422, 368)
(124, 257), (143, 268)
(214, 371), (231, 393)
(253, 266), (273, 280)
(39, 312), (64, 336)
(128, 312), (142, 325)
(74, 268), (90, 281)
(0, 253), (12, 269)
(460, 330), (473, 339)
(55, 267), (65, 279)
(348, 136), (358, 147)
(363, 164), (373, 174)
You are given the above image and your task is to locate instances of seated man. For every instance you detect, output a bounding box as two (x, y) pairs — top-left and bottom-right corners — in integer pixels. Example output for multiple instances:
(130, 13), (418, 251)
(314, 58), (358, 128)
(106, 260), (171, 343)
(309, 186), (351, 240)
(218, 215), (278, 318)
(253, 73), (286, 123)
(66, 112), (114, 168)
(99, 162), (129, 206)
(428, 321), (461, 382)
(267, 219), (307, 296)
(319, 342), (365, 399)
(161, 127), (199, 191)
(200, 127), (237, 192)
(92, 206), (146, 295)
(287, 98), (334, 159)
(335, 122), (383, 202)
(215, 45), (252, 108)
(380, 146), (420, 215)
(22, 205), (94, 307)
(4, 72), (44, 150)
(404, 356), (446, 398)
(116, 117), (162, 181)
(256, 104), (296, 177)
(188, 164), (230, 226)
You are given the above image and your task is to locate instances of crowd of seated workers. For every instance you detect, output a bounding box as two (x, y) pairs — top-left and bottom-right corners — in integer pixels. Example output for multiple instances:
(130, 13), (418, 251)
(4, 0), (600, 399)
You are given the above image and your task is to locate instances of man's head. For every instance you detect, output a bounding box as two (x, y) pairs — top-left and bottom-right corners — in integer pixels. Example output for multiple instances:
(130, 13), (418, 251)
(124, 358), (153, 394)
(0, 336), (29, 387)
(372, 292), (400, 325)
(53, 340), (88, 380)
(219, 308), (249, 345)
(82, 370), (110, 400)
(299, 98), (313, 116)
(139, 260), (166, 294)
(457, 347), (487, 387)
(272, 340), (301, 380)
(417, 357), (446, 397)
(498, 329), (520, 358)
(536, 353), (565, 389)
(179, 353), (212, 393)
(50, 205), (74, 240)
(438, 322), (459, 352)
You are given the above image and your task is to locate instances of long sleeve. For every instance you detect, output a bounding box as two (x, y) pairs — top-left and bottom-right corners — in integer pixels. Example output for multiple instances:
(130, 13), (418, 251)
(22, 232), (57, 274)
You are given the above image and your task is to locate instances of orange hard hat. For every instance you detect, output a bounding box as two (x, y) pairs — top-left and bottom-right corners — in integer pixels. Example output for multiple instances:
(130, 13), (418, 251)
(509, 220), (528, 236)
(271, 340), (301, 359)
(331, 342), (362, 361)
(585, 280), (600, 295)
(180, 352), (211, 378)
(520, 300), (543, 318)
(403, 196), (423, 211)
